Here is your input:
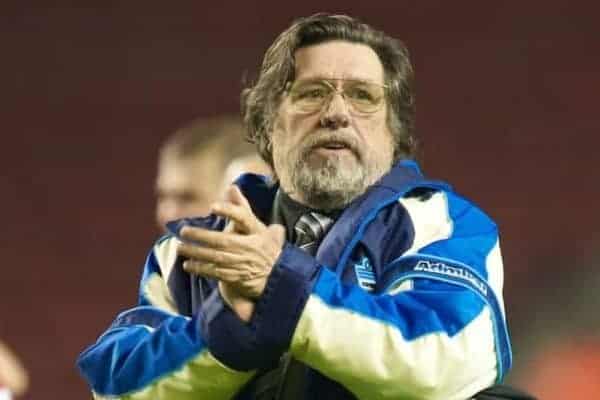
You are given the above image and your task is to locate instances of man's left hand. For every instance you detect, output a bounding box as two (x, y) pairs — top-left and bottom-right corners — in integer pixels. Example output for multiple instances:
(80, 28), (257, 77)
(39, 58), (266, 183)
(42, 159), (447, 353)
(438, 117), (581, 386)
(177, 186), (285, 300)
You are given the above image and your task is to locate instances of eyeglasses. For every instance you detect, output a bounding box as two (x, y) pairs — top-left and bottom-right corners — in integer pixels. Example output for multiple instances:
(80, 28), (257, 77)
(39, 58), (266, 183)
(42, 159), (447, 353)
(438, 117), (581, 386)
(286, 78), (387, 114)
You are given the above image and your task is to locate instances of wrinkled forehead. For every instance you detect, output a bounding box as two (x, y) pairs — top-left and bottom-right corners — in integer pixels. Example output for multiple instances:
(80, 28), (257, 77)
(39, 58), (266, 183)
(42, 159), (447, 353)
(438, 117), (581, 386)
(293, 40), (385, 85)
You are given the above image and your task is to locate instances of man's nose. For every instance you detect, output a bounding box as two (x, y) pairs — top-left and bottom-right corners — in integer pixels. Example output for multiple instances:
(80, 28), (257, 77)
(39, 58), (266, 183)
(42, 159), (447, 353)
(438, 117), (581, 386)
(320, 92), (350, 129)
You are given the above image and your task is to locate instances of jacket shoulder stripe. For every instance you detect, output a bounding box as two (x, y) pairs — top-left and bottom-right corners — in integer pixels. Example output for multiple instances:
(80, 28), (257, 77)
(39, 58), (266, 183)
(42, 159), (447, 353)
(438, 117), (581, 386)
(398, 191), (453, 256)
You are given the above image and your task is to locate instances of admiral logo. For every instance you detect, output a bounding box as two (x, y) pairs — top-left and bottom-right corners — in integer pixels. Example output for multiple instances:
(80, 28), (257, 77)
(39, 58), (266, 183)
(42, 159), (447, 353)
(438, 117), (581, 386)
(414, 260), (487, 295)
(354, 257), (376, 292)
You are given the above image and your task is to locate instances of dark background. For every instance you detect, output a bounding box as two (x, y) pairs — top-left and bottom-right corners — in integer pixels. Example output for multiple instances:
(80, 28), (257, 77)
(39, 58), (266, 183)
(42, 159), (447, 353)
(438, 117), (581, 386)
(1, 2), (599, 399)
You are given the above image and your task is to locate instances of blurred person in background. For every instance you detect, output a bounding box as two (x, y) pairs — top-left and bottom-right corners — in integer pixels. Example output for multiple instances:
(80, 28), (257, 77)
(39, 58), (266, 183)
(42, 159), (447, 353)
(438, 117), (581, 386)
(221, 153), (272, 196)
(155, 115), (271, 231)
(0, 340), (28, 399)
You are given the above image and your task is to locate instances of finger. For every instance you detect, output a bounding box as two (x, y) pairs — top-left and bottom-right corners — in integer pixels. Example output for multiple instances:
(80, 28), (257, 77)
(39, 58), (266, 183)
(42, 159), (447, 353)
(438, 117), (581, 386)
(183, 260), (227, 279)
(179, 226), (253, 251)
(211, 201), (265, 234)
(183, 260), (253, 282)
(225, 185), (253, 211)
(183, 260), (218, 278)
(178, 243), (247, 266)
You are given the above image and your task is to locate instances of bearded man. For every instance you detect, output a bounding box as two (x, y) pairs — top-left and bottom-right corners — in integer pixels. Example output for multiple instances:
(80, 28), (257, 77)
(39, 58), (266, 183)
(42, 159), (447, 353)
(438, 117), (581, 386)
(78, 14), (529, 400)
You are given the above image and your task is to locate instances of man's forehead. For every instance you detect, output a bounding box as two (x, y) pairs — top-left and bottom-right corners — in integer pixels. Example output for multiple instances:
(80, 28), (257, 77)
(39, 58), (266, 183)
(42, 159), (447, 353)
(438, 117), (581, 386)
(293, 40), (384, 83)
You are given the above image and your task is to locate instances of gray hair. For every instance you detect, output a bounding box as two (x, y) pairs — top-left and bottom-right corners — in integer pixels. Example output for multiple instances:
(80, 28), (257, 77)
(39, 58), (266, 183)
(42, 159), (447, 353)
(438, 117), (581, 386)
(241, 13), (417, 167)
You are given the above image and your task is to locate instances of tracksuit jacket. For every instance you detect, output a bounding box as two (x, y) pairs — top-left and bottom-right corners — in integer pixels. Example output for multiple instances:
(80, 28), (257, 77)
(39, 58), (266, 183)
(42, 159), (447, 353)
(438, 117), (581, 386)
(77, 160), (511, 400)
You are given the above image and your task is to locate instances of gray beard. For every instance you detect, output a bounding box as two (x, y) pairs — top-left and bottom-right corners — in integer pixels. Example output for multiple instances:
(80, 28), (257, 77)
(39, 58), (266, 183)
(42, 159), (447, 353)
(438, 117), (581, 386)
(290, 155), (373, 211)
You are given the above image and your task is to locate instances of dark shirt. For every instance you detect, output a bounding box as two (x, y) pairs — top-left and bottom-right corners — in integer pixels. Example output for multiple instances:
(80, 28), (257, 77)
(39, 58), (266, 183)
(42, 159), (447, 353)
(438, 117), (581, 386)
(270, 189), (340, 242)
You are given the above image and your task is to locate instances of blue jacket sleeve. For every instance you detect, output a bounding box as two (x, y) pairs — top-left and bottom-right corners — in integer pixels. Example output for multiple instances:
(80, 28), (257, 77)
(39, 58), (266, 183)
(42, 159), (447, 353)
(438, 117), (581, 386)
(76, 237), (256, 400)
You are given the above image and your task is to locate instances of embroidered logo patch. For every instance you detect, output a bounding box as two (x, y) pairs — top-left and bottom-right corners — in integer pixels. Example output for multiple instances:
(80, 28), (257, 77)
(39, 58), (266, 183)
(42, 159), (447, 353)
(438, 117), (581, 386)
(354, 257), (376, 291)
(414, 260), (488, 296)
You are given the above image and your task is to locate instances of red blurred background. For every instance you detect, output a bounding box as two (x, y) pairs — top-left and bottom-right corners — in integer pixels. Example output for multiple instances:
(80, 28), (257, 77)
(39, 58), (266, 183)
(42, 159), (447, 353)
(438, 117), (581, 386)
(1, 2), (599, 398)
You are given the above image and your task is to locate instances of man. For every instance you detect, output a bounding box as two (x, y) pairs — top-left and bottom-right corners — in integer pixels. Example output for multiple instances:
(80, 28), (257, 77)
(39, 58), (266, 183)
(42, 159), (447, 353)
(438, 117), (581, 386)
(78, 14), (516, 399)
(155, 115), (271, 231)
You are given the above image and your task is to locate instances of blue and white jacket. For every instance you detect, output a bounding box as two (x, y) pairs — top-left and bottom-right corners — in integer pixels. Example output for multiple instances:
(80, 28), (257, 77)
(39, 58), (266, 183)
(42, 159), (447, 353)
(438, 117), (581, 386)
(77, 160), (511, 400)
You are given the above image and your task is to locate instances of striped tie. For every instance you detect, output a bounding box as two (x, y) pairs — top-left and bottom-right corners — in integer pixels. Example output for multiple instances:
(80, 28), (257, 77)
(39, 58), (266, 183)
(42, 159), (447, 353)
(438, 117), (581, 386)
(271, 212), (335, 399)
(293, 212), (334, 256)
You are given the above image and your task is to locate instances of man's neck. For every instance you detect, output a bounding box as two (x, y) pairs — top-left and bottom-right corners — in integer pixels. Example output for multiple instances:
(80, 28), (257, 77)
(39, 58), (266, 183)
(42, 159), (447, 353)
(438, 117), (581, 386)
(271, 189), (341, 241)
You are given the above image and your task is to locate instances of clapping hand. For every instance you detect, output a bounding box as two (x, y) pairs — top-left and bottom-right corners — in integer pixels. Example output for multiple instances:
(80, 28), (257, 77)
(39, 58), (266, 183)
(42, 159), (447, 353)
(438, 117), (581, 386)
(176, 186), (285, 321)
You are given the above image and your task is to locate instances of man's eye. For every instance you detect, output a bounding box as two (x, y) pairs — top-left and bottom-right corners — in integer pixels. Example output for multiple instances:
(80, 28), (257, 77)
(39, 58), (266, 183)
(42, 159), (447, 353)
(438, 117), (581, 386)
(348, 87), (375, 102)
(297, 88), (327, 99)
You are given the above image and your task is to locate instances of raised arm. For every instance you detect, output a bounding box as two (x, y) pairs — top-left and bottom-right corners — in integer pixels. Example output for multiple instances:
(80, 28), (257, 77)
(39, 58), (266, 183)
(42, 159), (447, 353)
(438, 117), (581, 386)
(77, 237), (257, 400)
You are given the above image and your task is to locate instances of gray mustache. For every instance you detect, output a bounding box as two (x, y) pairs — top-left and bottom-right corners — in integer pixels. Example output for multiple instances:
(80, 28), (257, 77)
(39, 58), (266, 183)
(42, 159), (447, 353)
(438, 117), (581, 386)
(302, 134), (361, 156)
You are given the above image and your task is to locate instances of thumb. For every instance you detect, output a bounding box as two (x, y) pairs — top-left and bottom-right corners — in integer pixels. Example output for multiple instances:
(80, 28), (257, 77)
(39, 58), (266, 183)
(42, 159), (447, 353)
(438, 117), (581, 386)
(225, 185), (252, 211)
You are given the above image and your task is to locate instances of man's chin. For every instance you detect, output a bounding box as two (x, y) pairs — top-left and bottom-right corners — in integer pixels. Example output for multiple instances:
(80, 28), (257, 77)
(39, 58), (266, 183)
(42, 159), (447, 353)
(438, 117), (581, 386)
(304, 150), (359, 170)
(293, 161), (367, 210)
(300, 182), (363, 211)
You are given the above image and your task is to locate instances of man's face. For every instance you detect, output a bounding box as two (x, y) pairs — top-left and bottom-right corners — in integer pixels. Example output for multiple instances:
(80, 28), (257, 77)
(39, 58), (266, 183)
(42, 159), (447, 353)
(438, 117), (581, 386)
(155, 151), (222, 231)
(271, 40), (395, 210)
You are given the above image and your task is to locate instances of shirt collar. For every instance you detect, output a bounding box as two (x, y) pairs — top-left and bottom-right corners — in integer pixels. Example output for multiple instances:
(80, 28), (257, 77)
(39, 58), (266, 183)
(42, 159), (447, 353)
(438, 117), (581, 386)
(271, 189), (341, 241)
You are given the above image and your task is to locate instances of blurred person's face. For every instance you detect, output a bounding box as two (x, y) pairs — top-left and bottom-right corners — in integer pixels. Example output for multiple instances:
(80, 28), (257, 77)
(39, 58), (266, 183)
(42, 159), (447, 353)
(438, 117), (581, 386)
(155, 150), (222, 231)
(271, 41), (394, 210)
